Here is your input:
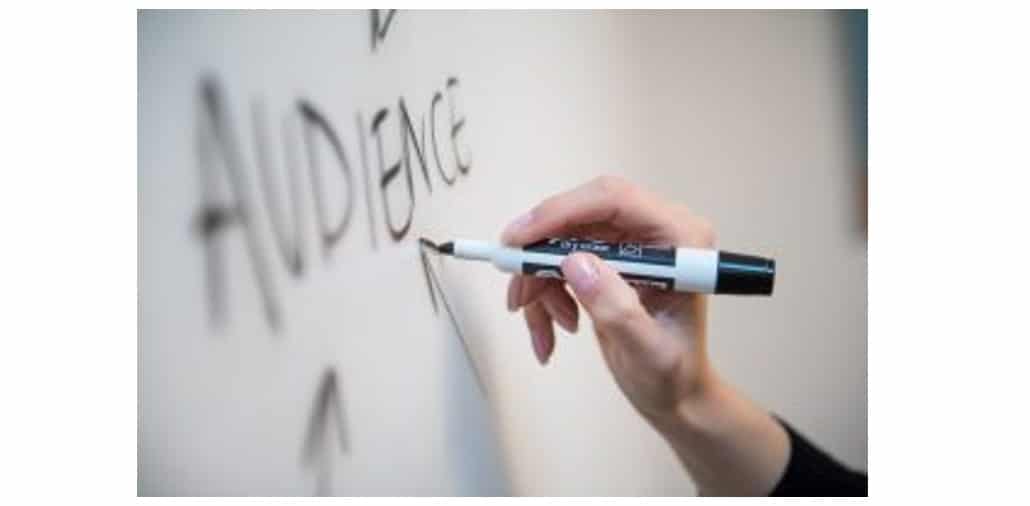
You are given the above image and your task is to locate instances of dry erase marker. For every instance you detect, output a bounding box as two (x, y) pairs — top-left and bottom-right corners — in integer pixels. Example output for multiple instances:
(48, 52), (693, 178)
(435, 237), (775, 295)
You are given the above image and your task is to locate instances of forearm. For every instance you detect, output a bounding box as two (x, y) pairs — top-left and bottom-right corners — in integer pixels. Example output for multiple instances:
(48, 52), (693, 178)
(646, 373), (791, 496)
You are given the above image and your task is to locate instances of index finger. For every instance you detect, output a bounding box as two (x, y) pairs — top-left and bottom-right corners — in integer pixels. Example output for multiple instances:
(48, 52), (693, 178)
(500, 176), (680, 246)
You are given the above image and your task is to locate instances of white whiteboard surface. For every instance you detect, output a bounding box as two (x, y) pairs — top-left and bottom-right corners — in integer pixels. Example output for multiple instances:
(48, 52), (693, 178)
(140, 10), (866, 496)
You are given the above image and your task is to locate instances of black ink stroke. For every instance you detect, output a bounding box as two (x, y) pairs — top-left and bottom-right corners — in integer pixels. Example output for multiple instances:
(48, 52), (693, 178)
(417, 237), (442, 253)
(299, 100), (355, 257)
(419, 241), (487, 396)
(445, 77), (471, 175)
(429, 91), (457, 185)
(252, 100), (305, 277)
(399, 98), (433, 194)
(372, 107), (414, 241)
(356, 112), (378, 250)
(301, 367), (349, 496)
(194, 77), (281, 330)
(370, 9), (397, 51)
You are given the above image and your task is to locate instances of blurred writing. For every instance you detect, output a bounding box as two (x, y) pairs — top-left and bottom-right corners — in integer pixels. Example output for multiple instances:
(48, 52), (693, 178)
(370, 9), (396, 51)
(193, 74), (472, 330)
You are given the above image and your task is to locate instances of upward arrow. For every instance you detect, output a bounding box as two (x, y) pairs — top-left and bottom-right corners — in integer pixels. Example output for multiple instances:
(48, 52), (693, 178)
(419, 240), (488, 395)
(301, 367), (348, 496)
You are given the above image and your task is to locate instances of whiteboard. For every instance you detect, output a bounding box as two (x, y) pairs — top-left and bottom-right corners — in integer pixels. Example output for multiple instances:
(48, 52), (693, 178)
(139, 10), (867, 496)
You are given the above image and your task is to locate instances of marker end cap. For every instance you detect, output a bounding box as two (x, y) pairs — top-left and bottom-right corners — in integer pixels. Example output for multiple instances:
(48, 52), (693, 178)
(715, 251), (775, 295)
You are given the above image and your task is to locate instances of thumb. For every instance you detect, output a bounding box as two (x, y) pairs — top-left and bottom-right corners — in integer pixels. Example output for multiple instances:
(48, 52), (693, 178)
(560, 252), (661, 352)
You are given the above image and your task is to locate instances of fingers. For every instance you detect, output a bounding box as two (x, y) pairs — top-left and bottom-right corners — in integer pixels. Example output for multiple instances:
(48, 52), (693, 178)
(523, 301), (555, 365)
(508, 275), (579, 331)
(501, 175), (679, 246)
(508, 274), (580, 366)
(539, 283), (579, 333)
(560, 252), (669, 365)
(506, 275), (550, 312)
(506, 275), (521, 312)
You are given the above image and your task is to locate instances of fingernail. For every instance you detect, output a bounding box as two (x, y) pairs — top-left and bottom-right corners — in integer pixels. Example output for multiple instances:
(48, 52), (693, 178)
(502, 210), (534, 244)
(555, 315), (576, 334)
(507, 279), (522, 312)
(563, 254), (599, 295)
(531, 332), (548, 365)
(552, 305), (578, 333)
(563, 309), (579, 333)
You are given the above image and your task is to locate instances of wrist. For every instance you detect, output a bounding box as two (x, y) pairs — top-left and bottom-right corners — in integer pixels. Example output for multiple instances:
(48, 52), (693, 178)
(645, 361), (725, 436)
(645, 368), (792, 496)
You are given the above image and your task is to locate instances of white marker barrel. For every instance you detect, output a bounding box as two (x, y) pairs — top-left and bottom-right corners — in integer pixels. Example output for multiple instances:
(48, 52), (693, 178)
(451, 238), (774, 295)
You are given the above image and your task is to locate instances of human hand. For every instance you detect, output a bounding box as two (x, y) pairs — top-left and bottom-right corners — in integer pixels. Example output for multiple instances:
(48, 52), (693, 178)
(502, 175), (717, 422)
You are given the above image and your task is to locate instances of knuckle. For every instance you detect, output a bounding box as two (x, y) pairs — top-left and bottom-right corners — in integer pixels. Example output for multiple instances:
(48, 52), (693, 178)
(592, 175), (631, 198)
(598, 293), (647, 331)
(529, 198), (553, 219)
(669, 205), (716, 247)
(695, 216), (717, 247)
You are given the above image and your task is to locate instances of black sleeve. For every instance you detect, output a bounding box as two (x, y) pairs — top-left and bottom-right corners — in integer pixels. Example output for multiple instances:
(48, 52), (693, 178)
(769, 417), (867, 497)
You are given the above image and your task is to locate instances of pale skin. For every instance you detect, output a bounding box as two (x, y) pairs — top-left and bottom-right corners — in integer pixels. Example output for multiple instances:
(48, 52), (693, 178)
(501, 176), (791, 496)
